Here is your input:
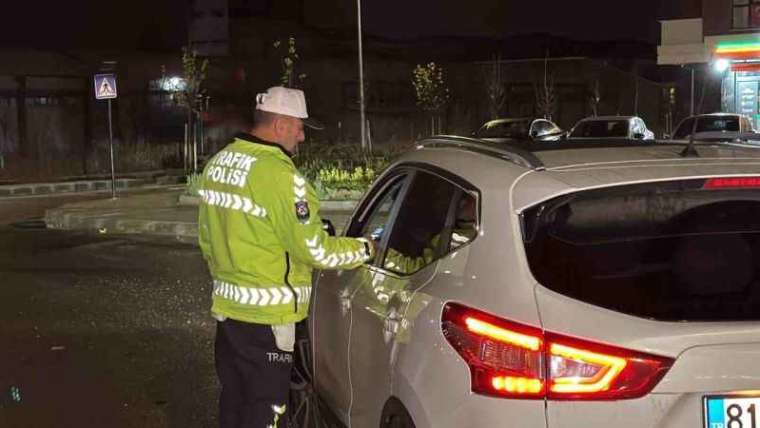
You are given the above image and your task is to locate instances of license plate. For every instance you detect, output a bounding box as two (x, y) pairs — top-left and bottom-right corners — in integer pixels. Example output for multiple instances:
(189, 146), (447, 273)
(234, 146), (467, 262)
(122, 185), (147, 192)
(704, 396), (760, 428)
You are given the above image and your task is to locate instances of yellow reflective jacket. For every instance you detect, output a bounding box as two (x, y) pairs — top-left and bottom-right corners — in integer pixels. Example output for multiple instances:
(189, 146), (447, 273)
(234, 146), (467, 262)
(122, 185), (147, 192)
(198, 134), (372, 325)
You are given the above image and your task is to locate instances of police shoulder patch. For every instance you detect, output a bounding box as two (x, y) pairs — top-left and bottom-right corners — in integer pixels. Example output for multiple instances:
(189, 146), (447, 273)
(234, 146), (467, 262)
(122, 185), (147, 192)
(295, 201), (310, 223)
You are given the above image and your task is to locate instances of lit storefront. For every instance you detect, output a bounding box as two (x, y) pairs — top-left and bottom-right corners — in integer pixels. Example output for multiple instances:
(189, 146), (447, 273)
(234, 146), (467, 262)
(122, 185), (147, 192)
(715, 41), (760, 128)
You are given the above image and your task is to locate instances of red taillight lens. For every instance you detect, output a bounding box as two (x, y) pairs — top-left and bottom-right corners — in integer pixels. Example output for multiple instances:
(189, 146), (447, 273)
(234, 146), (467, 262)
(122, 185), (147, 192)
(442, 303), (545, 398)
(703, 177), (760, 189)
(442, 303), (674, 401)
(546, 333), (673, 400)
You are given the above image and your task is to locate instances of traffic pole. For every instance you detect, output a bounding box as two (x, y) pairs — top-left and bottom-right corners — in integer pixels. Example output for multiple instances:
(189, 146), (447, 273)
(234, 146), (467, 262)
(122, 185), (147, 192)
(108, 98), (116, 199)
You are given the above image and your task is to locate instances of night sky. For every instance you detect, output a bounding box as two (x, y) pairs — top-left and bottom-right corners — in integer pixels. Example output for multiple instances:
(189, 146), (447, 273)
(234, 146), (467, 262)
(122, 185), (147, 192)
(360, 0), (662, 42)
(0, 0), (189, 49)
(0, 0), (663, 50)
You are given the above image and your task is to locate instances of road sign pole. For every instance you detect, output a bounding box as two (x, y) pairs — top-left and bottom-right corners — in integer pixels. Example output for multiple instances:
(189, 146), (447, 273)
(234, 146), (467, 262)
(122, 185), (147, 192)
(108, 98), (116, 199)
(94, 72), (118, 198)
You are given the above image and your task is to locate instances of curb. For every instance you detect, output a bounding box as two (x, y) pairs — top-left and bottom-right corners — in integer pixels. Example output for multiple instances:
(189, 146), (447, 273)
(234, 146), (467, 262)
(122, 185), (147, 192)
(0, 173), (187, 198)
(45, 209), (198, 240)
(43, 192), (358, 243)
(0, 178), (149, 197)
(321, 200), (359, 211)
(177, 194), (358, 211)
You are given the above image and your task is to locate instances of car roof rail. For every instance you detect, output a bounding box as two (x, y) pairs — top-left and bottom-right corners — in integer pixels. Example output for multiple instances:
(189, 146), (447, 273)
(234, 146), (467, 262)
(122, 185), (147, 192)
(416, 135), (545, 170)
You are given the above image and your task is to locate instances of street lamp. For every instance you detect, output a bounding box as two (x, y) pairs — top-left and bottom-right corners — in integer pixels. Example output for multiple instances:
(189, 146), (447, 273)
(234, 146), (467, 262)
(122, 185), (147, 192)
(713, 58), (730, 73)
(357, 0), (366, 151)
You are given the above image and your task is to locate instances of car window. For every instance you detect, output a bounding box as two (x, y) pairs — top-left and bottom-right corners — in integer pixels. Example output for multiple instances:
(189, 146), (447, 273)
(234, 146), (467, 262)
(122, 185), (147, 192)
(531, 120), (551, 136)
(569, 120), (629, 138)
(522, 178), (760, 321)
(345, 174), (407, 240)
(447, 192), (478, 252)
(696, 116), (739, 133)
(381, 171), (476, 276)
(476, 120), (530, 139)
(672, 118), (695, 139)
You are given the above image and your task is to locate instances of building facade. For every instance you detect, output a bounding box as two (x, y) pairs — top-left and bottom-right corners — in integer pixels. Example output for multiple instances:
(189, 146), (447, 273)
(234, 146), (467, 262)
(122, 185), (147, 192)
(659, 0), (760, 127)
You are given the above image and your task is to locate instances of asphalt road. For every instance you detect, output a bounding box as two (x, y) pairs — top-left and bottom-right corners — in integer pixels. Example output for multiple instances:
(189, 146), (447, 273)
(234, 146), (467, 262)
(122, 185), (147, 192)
(0, 226), (217, 427)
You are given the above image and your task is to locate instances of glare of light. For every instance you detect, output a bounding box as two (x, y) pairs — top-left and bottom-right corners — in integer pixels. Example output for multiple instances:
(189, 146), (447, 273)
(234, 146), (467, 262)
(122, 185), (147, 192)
(464, 317), (541, 351)
(714, 59), (730, 73)
(162, 76), (187, 92)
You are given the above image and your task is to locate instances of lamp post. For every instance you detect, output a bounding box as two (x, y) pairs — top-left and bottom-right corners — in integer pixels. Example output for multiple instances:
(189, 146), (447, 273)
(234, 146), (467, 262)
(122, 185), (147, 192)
(690, 66), (695, 116)
(357, 0), (366, 151)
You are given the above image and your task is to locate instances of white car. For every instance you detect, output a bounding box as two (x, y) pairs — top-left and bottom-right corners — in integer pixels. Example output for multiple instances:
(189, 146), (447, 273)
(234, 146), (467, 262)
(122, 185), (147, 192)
(568, 116), (655, 140)
(670, 113), (757, 142)
(307, 136), (760, 428)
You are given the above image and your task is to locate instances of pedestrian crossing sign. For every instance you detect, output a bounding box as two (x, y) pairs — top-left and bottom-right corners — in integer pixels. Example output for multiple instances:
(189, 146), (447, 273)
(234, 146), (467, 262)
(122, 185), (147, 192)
(94, 74), (117, 99)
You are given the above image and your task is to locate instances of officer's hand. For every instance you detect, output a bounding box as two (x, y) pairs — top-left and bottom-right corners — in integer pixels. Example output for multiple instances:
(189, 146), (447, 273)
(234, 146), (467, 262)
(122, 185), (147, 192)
(363, 235), (380, 262)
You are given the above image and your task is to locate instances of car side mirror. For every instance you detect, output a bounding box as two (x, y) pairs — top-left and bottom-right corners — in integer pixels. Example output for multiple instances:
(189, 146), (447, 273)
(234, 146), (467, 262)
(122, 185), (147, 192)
(321, 219), (336, 237)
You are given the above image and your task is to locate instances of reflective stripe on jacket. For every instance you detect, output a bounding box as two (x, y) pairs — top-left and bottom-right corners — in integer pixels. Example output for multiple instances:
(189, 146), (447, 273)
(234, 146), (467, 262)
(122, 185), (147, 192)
(198, 134), (372, 325)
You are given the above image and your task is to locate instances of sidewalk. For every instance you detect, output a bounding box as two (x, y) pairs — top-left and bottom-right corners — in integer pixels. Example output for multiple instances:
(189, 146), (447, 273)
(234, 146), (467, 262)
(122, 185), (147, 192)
(44, 189), (358, 245)
(0, 169), (185, 197)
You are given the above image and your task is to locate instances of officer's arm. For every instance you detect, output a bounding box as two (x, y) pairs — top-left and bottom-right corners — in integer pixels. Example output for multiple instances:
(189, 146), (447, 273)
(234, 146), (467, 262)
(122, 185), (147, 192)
(257, 168), (373, 269)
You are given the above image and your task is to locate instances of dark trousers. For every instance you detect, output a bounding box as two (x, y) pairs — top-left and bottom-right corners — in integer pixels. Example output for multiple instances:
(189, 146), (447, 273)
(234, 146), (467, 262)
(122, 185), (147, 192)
(215, 319), (293, 428)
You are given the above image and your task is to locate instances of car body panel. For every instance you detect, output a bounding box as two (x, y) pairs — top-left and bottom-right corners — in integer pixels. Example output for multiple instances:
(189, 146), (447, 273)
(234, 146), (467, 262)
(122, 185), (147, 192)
(348, 264), (436, 427)
(536, 286), (760, 428)
(389, 251), (546, 428)
(310, 268), (356, 420)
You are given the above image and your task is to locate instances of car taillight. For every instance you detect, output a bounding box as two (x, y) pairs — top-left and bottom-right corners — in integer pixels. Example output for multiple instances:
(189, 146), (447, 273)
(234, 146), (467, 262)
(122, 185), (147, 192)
(703, 176), (760, 189)
(441, 303), (674, 401)
(545, 333), (673, 400)
(442, 302), (545, 398)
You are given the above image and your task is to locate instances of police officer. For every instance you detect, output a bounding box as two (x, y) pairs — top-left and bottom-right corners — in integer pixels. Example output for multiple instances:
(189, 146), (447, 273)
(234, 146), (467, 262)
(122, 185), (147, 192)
(198, 86), (374, 428)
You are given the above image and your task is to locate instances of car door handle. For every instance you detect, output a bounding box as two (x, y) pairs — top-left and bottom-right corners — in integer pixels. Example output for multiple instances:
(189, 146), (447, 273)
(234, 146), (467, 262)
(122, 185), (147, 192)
(382, 310), (402, 345)
(383, 317), (400, 334)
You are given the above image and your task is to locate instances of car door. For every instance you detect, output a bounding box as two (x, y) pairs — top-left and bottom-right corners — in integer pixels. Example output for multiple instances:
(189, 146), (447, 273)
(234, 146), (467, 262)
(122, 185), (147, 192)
(310, 172), (410, 423)
(347, 168), (466, 427)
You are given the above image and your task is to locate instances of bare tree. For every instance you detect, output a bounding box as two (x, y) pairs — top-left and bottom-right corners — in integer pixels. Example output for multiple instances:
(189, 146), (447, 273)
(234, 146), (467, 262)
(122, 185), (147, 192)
(588, 78), (601, 117)
(534, 53), (557, 120)
(484, 54), (506, 119)
(632, 61), (640, 115)
(160, 46), (209, 172)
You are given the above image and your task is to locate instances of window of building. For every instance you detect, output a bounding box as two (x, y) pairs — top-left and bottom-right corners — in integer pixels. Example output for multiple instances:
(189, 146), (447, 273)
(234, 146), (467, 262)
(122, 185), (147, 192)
(733, 0), (760, 29)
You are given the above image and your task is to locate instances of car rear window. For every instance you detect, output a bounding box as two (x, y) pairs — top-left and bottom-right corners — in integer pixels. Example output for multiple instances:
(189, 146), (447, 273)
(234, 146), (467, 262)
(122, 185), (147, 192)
(521, 178), (760, 321)
(697, 116), (739, 133)
(570, 120), (629, 138)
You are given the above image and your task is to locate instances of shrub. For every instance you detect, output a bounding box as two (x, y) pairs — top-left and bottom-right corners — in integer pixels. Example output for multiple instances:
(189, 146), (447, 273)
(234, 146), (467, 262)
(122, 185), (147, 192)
(185, 172), (203, 196)
(293, 143), (411, 199)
